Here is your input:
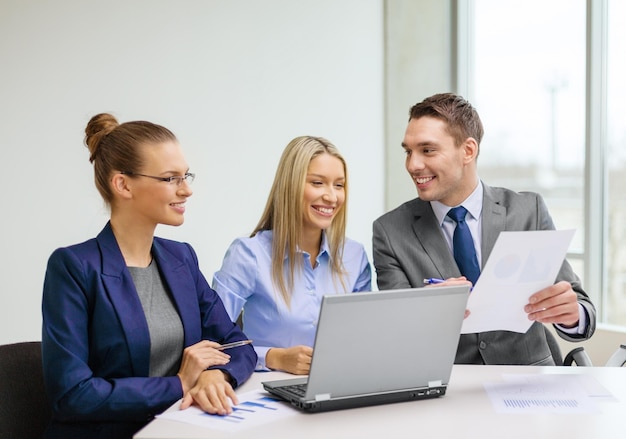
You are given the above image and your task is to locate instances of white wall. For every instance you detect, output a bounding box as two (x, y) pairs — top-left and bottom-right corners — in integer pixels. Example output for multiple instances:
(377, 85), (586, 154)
(0, 0), (385, 345)
(384, 0), (453, 211)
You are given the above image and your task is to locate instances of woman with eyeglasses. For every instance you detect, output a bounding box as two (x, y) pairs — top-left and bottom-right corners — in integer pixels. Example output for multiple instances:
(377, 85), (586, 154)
(212, 136), (371, 375)
(41, 113), (256, 438)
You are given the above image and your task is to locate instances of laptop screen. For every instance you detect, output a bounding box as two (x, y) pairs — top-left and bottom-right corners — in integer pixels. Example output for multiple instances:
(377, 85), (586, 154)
(304, 286), (470, 400)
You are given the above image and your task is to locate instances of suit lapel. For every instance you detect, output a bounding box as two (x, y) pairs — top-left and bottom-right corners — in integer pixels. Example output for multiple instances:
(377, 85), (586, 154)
(410, 200), (460, 278)
(151, 240), (201, 346)
(481, 184), (506, 264)
(97, 223), (151, 376)
(410, 187), (507, 279)
(97, 224), (203, 376)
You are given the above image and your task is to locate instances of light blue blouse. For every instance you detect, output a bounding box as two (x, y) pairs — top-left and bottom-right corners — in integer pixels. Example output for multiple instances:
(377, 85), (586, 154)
(212, 229), (372, 370)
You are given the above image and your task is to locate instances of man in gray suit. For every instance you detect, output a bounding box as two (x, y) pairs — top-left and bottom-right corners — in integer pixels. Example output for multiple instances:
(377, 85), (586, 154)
(373, 93), (595, 365)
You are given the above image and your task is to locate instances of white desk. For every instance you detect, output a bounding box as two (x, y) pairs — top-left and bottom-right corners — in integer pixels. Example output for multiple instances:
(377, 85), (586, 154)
(135, 365), (626, 439)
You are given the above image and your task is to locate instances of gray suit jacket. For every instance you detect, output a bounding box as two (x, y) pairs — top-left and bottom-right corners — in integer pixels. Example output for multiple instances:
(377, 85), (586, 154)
(373, 183), (596, 365)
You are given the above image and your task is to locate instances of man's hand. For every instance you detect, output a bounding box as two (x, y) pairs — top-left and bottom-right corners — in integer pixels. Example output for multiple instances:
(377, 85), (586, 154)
(525, 281), (579, 327)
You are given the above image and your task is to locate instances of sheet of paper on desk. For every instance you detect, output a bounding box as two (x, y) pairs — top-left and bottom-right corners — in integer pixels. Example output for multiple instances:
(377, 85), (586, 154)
(461, 229), (575, 334)
(156, 390), (298, 432)
(484, 374), (611, 414)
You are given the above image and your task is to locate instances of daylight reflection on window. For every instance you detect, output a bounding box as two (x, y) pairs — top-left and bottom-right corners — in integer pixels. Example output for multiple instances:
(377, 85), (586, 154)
(606, 0), (626, 325)
(473, 0), (586, 254)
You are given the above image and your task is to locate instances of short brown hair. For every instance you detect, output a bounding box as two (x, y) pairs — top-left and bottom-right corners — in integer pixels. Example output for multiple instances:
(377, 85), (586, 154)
(409, 93), (484, 150)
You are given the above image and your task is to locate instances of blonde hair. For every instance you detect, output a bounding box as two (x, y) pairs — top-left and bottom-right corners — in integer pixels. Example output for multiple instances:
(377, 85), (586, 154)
(253, 136), (348, 306)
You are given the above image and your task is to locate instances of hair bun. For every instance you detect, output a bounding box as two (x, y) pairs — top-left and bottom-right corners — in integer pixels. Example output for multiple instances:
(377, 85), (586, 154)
(84, 113), (119, 163)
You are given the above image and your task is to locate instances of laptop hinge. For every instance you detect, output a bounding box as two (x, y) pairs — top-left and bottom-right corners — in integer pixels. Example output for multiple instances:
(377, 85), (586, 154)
(428, 380), (443, 387)
(314, 393), (331, 401)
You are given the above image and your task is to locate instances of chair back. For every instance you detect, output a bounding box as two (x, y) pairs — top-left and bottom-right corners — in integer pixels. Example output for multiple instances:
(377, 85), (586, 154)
(605, 344), (626, 367)
(562, 346), (593, 366)
(543, 325), (564, 365)
(0, 341), (52, 438)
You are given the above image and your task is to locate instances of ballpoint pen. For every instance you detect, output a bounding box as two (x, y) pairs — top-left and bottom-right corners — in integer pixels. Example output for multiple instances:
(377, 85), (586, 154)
(423, 278), (445, 285)
(424, 277), (473, 291)
(216, 340), (253, 351)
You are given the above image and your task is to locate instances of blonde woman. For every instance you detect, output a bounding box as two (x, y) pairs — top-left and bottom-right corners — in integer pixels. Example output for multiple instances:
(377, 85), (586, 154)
(213, 136), (371, 375)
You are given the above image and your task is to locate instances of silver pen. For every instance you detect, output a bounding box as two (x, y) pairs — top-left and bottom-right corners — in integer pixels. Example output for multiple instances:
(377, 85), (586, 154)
(216, 339), (253, 351)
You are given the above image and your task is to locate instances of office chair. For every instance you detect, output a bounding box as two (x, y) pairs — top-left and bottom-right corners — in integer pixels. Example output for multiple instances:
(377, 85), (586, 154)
(562, 347), (593, 366)
(236, 311), (244, 330)
(544, 326), (564, 365)
(605, 344), (626, 367)
(562, 344), (626, 367)
(0, 341), (52, 439)
(544, 325), (593, 366)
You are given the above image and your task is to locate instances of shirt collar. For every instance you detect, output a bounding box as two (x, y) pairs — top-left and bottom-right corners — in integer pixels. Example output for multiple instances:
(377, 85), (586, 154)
(318, 232), (330, 258)
(430, 180), (484, 226)
(295, 231), (330, 260)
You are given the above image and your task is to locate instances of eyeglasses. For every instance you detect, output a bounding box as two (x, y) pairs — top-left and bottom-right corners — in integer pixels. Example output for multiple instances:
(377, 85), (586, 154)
(121, 171), (195, 186)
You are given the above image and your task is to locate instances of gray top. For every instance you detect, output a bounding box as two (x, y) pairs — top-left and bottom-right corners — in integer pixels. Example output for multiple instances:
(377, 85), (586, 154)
(128, 261), (184, 377)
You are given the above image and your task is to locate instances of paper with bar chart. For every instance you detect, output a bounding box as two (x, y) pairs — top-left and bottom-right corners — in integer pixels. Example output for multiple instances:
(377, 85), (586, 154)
(156, 390), (297, 431)
(484, 374), (613, 414)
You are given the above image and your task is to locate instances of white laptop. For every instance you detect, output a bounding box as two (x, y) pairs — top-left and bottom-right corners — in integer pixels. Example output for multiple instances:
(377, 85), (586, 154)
(262, 285), (470, 412)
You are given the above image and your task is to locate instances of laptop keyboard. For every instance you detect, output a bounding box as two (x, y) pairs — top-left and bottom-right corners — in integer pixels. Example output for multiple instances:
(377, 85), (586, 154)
(283, 383), (308, 397)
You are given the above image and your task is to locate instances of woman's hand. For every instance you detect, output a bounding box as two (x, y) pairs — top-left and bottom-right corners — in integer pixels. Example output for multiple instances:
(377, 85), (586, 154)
(179, 369), (238, 415)
(266, 345), (313, 375)
(177, 340), (231, 394)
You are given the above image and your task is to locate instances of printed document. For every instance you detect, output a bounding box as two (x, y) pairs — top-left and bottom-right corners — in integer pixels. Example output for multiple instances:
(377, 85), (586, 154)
(156, 390), (297, 432)
(484, 373), (613, 414)
(461, 229), (575, 334)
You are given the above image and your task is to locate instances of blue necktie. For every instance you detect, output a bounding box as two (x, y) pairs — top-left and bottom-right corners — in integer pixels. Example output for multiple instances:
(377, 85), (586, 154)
(447, 206), (480, 285)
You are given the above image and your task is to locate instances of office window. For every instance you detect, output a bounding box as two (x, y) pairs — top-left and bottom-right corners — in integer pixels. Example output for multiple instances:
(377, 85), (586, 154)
(606, 0), (626, 325)
(465, 0), (626, 326)
(471, 1), (586, 255)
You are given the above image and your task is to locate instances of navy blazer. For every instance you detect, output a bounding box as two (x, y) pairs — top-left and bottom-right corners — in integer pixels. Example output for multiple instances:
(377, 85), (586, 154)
(42, 222), (256, 422)
(373, 183), (596, 365)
